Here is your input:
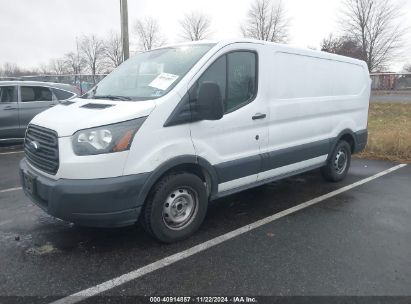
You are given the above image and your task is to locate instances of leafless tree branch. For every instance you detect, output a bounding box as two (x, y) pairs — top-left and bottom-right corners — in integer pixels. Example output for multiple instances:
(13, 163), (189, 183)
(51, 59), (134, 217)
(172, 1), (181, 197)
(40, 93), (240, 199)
(63, 52), (85, 75)
(241, 0), (289, 43)
(49, 58), (69, 75)
(321, 34), (364, 60)
(134, 17), (165, 51)
(339, 0), (407, 71)
(103, 32), (123, 69)
(79, 34), (106, 81)
(179, 12), (212, 41)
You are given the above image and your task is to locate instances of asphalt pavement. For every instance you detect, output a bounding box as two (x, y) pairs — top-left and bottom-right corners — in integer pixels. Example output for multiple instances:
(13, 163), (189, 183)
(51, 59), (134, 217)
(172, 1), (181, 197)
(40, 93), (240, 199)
(371, 92), (411, 103)
(0, 149), (410, 303)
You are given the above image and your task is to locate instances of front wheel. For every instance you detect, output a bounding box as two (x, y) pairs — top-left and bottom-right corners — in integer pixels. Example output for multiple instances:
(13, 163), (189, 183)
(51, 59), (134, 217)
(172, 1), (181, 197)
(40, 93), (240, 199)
(140, 172), (208, 243)
(321, 140), (351, 182)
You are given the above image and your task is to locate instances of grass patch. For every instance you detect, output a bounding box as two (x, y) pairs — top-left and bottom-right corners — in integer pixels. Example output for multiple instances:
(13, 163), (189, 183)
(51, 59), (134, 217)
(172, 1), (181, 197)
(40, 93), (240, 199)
(357, 103), (411, 163)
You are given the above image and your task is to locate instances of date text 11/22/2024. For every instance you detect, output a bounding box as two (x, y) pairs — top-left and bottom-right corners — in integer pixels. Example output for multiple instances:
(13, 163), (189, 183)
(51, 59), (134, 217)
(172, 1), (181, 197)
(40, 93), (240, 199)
(149, 296), (257, 303)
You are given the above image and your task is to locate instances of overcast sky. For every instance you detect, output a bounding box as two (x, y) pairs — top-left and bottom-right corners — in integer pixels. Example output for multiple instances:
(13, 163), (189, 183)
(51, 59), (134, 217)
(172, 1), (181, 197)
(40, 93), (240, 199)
(1, 0), (410, 71)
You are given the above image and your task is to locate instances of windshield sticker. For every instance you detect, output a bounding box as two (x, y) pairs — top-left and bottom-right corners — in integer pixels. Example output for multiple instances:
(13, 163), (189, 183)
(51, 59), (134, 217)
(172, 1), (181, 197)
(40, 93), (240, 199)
(149, 73), (179, 91)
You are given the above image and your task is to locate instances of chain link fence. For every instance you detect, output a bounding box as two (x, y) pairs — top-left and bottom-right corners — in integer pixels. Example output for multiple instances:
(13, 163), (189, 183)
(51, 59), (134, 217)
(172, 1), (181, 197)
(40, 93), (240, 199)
(370, 73), (411, 91)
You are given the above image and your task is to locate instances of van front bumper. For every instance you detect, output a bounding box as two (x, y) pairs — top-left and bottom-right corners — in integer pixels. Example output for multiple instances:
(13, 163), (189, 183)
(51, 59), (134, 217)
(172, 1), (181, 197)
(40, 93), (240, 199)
(19, 158), (150, 227)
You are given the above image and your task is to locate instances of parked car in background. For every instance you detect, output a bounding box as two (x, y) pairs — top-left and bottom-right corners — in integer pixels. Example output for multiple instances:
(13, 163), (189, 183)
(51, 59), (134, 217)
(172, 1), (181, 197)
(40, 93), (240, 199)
(0, 81), (80, 143)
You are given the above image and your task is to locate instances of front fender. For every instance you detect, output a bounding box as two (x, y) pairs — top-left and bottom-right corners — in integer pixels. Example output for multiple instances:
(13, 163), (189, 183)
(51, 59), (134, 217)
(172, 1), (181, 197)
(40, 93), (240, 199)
(135, 155), (219, 208)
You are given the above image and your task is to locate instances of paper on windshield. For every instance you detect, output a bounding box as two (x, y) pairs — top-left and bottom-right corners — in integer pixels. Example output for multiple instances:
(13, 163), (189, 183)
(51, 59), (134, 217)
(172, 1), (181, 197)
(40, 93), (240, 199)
(149, 73), (179, 91)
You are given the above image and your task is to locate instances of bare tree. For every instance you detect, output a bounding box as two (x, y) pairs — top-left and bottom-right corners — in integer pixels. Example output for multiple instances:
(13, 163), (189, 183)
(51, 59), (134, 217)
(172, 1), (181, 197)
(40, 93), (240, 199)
(339, 0), (406, 72)
(404, 64), (411, 73)
(79, 34), (106, 81)
(321, 34), (342, 53)
(49, 58), (69, 75)
(104, 32), (123, 69)
(134, 17), (165, 51)
(0, 63), (39, 77)
(0, 63), (21, 77)
(241, 0), (289, 43)
(321, 34), (364, 60)
(38, 63), (51, 75)
(64, 52), (84, 75)
(179, 12), (211, 41)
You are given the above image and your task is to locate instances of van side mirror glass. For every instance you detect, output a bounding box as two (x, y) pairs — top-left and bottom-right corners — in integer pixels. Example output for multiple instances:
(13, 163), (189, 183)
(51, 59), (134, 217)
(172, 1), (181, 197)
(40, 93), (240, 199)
(195, 81), (224, 121)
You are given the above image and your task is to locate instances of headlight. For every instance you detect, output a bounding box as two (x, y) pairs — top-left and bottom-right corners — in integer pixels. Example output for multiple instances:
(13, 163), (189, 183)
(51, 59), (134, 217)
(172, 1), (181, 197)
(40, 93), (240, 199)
(72, 117), (147, 156)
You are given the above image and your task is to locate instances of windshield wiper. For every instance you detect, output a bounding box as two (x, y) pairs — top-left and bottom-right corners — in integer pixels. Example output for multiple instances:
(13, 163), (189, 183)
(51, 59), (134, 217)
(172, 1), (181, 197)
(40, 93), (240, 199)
(93, 95), (132, 101)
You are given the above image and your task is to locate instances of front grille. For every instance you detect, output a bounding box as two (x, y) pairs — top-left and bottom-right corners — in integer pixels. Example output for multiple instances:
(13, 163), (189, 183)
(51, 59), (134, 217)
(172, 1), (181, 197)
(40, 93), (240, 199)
(24, 125), (59, 175)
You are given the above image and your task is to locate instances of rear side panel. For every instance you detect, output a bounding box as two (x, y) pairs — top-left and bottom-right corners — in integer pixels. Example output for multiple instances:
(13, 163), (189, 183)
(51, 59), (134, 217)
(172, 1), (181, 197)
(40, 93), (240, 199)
(262, 49), (369, 171)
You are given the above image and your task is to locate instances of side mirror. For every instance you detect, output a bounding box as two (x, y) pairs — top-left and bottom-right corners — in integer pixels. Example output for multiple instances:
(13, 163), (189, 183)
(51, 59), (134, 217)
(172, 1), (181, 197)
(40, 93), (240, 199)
(195, 81), (224, 121)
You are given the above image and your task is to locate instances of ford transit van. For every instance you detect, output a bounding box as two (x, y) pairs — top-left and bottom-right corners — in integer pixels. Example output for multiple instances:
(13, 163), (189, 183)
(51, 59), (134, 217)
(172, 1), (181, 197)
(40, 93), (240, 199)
(19, 40), (370, 242)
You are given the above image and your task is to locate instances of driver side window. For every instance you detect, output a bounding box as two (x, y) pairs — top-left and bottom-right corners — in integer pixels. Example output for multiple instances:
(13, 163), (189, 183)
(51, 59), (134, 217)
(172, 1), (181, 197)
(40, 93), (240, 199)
(192, 51), (257, 113)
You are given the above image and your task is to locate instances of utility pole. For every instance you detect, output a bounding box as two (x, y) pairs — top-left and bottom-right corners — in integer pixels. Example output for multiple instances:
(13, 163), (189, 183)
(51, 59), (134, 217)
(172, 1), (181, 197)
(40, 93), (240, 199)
(120, 0), (130, 61)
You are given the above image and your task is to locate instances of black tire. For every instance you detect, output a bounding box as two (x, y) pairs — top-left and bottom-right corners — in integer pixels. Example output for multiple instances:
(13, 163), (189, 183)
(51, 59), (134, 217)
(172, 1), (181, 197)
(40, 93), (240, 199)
(321, 140), (351, 182)
(140, 172), (208, 243)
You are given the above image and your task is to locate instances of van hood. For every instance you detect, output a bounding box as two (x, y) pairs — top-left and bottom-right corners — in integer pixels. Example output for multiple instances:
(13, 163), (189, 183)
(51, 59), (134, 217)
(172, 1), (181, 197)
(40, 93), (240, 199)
(30, 98), (156, 137)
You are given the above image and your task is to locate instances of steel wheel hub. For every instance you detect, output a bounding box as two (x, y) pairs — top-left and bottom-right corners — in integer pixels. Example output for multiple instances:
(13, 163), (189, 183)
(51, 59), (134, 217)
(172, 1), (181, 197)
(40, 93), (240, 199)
(163, 187), (198, 230)
(334, 149), (347, 174)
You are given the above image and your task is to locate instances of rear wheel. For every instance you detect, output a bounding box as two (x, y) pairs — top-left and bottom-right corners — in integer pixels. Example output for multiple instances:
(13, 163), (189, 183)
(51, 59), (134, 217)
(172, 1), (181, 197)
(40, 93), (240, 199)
(321, 140), (351, 182)
(141, 172), (208, 243)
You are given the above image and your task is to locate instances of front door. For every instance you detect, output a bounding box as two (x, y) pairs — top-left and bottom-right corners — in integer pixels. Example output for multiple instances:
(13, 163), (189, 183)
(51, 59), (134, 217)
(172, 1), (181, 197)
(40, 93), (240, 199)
(189, 46), (268, 193)
(18, 85), (57, 137)
(0, 85), (19, 140)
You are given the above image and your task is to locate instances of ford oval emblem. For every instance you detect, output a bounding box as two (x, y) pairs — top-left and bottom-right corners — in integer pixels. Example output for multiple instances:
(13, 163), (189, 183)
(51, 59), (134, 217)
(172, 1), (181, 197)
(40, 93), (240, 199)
(30, 140), (40, 151)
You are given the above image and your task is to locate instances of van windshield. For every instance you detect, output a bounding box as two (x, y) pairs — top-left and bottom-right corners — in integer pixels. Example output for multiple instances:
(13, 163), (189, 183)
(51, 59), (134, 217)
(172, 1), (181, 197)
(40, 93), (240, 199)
(86, 44), (215, 101)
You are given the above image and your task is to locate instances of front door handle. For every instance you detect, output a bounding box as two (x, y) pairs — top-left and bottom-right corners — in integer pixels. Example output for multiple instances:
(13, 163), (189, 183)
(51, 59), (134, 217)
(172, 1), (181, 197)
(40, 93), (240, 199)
(4, 105), (17, 110)
(252, 113), (266, 120)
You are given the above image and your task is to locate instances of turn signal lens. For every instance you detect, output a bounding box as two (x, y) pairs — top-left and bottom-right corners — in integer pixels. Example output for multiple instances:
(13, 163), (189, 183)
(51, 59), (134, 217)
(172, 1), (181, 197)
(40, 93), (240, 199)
(113, 130), (134, 152)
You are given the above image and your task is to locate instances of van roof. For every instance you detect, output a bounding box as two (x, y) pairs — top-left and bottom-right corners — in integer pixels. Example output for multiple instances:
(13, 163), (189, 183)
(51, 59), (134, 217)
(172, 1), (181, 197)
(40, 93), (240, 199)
(159, 38), (367, 68)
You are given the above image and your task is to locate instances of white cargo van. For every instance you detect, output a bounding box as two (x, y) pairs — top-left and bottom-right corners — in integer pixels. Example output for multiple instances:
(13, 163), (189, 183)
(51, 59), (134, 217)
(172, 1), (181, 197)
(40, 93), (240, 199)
(20, 40), (370, 242)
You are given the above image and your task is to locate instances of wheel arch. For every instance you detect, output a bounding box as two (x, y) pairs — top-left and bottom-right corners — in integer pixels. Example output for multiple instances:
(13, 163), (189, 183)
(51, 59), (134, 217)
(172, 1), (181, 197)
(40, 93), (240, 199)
(327, 129), (357, 161)
(136, 155), (218, 208)
(338, 129), (356, 153)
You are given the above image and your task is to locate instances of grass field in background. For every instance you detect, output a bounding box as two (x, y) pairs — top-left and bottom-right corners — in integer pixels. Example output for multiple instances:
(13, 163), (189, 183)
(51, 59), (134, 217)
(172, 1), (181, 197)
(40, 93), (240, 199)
(357, 103), (411, 163)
